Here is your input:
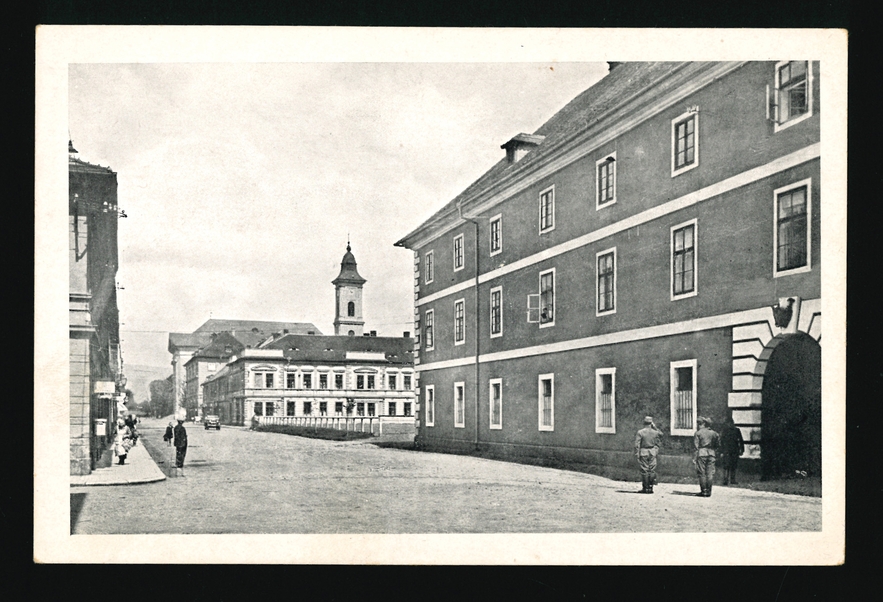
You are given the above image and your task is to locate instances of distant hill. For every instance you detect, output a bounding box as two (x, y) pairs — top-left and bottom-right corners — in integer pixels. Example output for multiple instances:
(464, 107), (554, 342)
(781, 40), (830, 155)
(125, 364), (172, 404)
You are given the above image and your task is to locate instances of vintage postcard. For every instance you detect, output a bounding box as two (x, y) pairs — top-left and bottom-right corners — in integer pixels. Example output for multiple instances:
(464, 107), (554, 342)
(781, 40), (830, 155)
(35, 26), (846, 564)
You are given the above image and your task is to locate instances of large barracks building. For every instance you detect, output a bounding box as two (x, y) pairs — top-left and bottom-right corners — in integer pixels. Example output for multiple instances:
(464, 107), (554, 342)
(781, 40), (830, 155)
(395, 62), (822, 479)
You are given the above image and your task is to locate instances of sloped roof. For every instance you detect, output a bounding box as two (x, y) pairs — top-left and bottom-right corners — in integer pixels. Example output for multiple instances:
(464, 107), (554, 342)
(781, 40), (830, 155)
(168, 332), (213, 352)
(193, 319), (321, 336)
(263, 334), (414, 365)
(332, 243), (366, 285)
(395, 62), (690, 247)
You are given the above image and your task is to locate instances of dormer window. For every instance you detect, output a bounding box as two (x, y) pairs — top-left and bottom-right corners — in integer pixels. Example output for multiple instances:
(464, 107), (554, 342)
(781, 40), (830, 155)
(501, 133), (545, 164)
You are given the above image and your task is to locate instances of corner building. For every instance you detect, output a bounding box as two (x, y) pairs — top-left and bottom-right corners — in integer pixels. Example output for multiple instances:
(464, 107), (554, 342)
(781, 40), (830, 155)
(395, 62), (822, 479)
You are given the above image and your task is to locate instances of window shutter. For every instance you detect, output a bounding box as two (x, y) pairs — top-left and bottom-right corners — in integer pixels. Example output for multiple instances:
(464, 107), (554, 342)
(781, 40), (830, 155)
(527, 294), (540, 323)
(768, 84), (780, 124)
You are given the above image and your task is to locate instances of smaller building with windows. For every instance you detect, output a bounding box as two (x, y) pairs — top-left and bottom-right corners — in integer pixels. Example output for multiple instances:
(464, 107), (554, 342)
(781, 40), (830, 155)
(201, 243), (417, 436)
(201, 334), (416, 426)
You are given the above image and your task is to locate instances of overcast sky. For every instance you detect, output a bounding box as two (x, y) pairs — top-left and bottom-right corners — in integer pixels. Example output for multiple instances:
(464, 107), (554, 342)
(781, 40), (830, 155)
(69, 62), (609, 368)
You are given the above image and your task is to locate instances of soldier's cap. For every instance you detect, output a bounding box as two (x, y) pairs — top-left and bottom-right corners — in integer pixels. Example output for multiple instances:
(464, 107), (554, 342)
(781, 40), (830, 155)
(643, 416), (654, 424)
(698, 416), (711, 425)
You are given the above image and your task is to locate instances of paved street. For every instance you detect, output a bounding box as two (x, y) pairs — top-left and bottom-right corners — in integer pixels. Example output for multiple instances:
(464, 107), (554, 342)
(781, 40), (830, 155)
(70, 417), (821, 534)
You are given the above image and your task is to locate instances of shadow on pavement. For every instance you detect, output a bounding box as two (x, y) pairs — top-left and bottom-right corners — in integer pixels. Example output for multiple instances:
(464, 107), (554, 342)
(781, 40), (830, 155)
(71, 492), (86, 533)
(669, 490), (704, 497)
(615, 489), (648, 494)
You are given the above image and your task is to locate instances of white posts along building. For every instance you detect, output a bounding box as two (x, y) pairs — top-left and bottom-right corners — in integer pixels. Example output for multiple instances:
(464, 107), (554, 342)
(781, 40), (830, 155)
(201, 245), (417, 433)
(395, 62), (821, 479)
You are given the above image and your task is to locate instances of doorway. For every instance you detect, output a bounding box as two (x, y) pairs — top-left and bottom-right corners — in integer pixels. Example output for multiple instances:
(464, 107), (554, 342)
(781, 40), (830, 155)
(760, 333), (822, 478)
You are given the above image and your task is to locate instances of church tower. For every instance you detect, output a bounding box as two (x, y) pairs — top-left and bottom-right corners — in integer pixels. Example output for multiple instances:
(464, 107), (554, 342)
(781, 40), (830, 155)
(332, 242), (366, 336)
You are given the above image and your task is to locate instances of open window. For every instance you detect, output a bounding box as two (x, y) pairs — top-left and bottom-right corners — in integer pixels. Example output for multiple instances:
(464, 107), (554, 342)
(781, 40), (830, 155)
(768, 61), (813, 132)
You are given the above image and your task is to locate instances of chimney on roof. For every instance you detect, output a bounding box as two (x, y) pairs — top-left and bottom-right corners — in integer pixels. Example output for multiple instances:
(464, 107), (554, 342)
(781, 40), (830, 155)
(403, 331), (410, 338)
(501, 133), (545, 164)
(370, 330), (377, 337)
(607, 61), (622, 72)
(283, 329), (289, 334)
(308, 331), (315, 335)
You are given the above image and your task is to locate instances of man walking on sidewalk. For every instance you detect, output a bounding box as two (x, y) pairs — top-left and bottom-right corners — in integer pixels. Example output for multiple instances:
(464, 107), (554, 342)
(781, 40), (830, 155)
(173, 418), (188, 475)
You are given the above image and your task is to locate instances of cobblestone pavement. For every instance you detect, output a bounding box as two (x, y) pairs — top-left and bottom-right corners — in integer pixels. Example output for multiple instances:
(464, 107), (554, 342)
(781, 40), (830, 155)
(70, 417), (821, 534)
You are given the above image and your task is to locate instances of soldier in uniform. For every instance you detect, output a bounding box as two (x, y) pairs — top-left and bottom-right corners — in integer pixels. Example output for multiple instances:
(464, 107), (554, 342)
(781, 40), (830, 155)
(719, 415), (745, 485)
(693, 416), (721, 497)
(634, 416), (663, 494)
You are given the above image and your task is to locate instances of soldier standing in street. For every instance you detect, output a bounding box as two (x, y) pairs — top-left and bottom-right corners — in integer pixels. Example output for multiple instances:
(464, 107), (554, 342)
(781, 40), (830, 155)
(693, 416), (721, 497)
(173, 418), (188, 476)
(634, 416), (663, 494)
(719, 415), (745, 485)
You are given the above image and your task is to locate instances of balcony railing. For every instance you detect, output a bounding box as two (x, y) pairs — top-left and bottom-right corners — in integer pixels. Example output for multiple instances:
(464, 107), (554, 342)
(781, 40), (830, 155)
(257, 415), (380, 435)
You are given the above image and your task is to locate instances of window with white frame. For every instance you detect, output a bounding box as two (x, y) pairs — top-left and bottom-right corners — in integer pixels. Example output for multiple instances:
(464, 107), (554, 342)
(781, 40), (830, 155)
(357, 375), (365, 390)
(538, 373), (554, 431)
(539, 268), (555, 326)
(388, 374), (397, 390)
(596, 153), (617, 209)
(424, 250), (434, 284)
(334, 373), (344, 389)
(671, 110), (699, 176)
(489, 378), (502, 430)
(489, 286), (502, 337)
(424, 385), (435, 426)
(454, 299), (465, 345)
(489, 214), (502, 256)
(254, 371), (274, 388)
(303, 373), (312, 389)
(539, 185), (555, 233)
(770, 61), (812, 131)
(671, 220), (697, 299)
(424, 309), (434, 350)
(454, 382), (465, 428)
(286, 373), (296, 388)
(319, 373), (328, 389)
(388, 401), (397, 416)
(367, 374), (375, 389)
(595, 368), (616, 434)
(774, 179), (812, 276)
(453, 233), (464, 271)
(403, 374), (412, 390)
(670, 359), (698, 436)
(596, 248), (616, 315)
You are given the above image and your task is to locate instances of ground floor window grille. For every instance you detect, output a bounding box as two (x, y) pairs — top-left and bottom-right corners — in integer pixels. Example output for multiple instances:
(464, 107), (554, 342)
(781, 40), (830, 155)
(670, 359), (698, 435)
(489, 379), (502, 429)
(454, 383), (465, 427)
(538, 374), (554, 431)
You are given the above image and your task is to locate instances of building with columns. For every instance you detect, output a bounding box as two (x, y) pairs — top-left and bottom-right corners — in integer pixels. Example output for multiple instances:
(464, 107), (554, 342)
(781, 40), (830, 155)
(395, 61), (822, 479)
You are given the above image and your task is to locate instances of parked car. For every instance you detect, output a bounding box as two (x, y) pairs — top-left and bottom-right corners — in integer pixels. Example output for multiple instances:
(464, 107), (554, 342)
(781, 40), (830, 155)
(204, 415), (221, 430)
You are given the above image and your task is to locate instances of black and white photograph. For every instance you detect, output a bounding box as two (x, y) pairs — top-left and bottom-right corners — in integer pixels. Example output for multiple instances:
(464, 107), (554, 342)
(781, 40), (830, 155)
(35, 27), (846, 564)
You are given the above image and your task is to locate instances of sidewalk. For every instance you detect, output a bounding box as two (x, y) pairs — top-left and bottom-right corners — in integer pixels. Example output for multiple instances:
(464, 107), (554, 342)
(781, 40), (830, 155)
(70, 438), (166, 486)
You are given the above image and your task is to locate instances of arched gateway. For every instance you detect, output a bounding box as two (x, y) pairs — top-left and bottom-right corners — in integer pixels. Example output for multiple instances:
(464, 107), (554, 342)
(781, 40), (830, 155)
(727, 296), (821, 477)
